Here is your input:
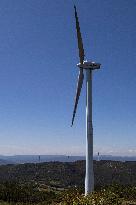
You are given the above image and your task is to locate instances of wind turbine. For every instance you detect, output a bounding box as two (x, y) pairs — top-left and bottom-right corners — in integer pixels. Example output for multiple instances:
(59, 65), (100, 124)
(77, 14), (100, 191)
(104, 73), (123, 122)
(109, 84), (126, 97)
(71, 6), (101, 195)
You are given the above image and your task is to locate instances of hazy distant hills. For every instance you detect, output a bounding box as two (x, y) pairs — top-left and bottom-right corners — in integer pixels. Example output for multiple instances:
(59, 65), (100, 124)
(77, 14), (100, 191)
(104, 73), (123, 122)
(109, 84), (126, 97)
(0, 155), (136, 164)
(0, 159), (11, 165)
(0, 155), (85, 164)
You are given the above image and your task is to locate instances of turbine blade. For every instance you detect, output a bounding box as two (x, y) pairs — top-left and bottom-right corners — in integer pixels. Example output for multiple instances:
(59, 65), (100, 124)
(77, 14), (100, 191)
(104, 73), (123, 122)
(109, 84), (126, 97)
(71, 68), (84, 126)
(74, 5), (85, 64)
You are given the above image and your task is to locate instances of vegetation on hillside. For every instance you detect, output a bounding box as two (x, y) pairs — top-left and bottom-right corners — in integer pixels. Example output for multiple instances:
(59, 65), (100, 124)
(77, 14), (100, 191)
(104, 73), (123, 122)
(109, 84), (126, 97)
(0, 161), (136, 204)
(0, 160), (136, 188)
(59, 185), (136, 205)
(0, 183), (136, 204)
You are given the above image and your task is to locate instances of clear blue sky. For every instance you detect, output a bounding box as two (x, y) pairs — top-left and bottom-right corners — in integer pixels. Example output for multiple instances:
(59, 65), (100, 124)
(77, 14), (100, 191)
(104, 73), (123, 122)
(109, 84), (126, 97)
(0, 0), (136, 156)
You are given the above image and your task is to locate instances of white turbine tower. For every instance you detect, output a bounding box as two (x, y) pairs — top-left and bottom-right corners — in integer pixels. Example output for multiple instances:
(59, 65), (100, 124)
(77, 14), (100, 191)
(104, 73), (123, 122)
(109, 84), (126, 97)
(71, 6), (101, 195)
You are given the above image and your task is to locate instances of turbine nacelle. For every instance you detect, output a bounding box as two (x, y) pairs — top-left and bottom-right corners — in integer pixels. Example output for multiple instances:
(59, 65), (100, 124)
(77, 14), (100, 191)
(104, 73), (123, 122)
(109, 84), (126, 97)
(77, 61), (101, 70)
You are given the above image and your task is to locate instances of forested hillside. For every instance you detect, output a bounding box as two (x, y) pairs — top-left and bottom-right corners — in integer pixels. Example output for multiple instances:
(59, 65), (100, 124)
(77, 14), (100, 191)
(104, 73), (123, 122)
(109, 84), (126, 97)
(0, 160), (136, 204)
(0, 160), (136, 188)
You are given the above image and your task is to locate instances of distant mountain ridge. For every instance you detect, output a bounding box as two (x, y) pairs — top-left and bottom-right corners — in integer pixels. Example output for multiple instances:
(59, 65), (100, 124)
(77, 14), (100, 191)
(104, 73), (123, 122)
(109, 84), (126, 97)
(0, 155), (85, 164)
(0, 154), (136, 164)
(0, 159), (10, 165)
